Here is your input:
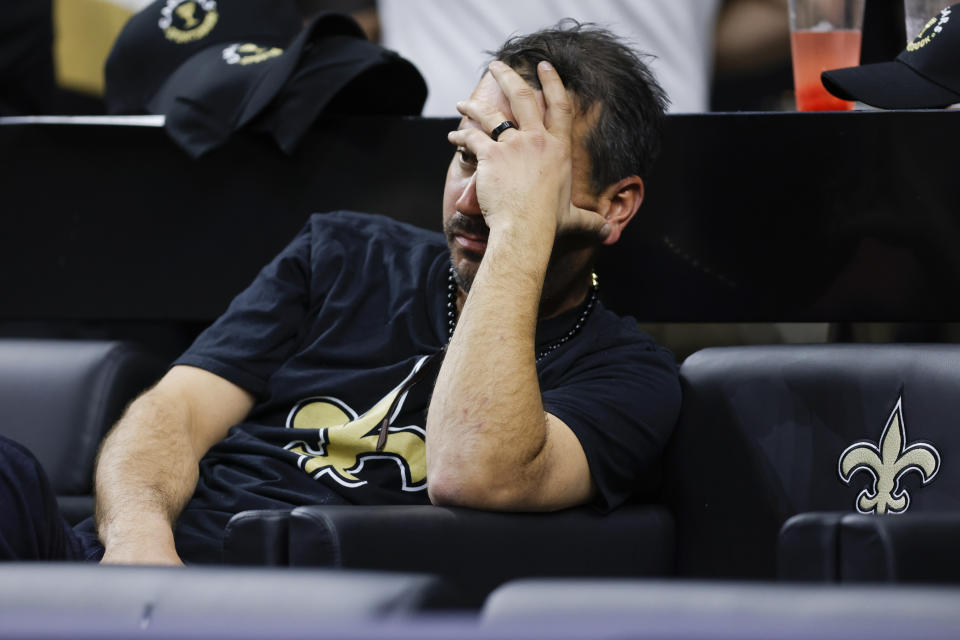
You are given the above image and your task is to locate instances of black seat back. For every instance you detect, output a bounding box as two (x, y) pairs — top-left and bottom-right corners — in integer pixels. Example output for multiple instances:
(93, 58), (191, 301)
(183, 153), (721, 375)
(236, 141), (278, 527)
(0, 339), (164, 522)
(664, 344), (960, 578)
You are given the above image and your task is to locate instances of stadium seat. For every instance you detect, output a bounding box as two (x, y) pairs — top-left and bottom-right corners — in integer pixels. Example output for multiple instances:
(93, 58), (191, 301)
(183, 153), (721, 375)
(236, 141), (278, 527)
(481, 578), (960, 638)
(224, 503), (675, 607)
(664, 344), (960, 579)
(0, 563), (447, 637)
(0, 339), (164, 523)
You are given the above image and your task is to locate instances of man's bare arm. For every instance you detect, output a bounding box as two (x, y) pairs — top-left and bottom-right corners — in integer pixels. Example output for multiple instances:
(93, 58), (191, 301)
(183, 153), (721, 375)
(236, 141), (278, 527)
(426, 225), (595, 511)
(95, 365), (254, 565)
(428, 61), (606, 511)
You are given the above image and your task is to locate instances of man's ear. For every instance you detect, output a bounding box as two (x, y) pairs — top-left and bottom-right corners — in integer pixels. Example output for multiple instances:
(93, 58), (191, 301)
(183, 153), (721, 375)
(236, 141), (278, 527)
(597, 176), (644, 246)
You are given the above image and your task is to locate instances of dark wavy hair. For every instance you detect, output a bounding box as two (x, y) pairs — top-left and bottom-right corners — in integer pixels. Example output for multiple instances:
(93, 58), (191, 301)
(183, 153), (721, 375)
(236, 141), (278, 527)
(491, 20), (669, 193)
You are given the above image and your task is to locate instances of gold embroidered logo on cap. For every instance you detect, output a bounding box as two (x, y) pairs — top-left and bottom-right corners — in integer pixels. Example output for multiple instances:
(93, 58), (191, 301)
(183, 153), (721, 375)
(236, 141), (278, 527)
(907, 5), (952, 52)
(159, 0), (219, 44)
(222, 43), (284, 66)
(838, 395), (940, 514)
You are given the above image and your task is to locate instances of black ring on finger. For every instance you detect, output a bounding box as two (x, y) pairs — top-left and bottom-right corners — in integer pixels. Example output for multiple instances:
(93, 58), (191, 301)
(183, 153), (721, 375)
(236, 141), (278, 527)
(491, 120), (517, 142)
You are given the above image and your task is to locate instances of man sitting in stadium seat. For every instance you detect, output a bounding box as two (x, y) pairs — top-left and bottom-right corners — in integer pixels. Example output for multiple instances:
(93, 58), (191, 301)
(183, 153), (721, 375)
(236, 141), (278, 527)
(0, 22), (680, 564)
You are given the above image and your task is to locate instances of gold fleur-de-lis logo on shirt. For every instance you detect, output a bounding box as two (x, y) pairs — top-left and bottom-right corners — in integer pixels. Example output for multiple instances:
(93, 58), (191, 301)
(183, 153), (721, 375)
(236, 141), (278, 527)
(283, 356), (431, 492)
(838, 396), (940, 514)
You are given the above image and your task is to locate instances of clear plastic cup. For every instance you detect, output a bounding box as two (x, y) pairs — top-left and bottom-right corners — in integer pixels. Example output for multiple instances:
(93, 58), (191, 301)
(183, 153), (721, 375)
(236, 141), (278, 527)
(789, 0), (866, 111)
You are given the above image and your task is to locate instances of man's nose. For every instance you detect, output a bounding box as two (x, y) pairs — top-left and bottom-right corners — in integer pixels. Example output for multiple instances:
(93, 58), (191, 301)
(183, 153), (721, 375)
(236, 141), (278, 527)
(456, 174), (482, 216)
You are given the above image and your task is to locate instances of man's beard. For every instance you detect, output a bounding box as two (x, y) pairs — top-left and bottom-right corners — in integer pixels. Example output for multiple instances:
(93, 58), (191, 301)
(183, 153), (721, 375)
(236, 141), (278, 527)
(445, 212), (599, 298)
(444, 212), (489, 294)
(449, 256), (474, 293)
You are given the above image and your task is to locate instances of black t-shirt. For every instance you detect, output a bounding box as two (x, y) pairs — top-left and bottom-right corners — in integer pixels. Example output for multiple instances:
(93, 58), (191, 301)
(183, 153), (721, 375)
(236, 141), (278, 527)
(171, 211), (680, 562)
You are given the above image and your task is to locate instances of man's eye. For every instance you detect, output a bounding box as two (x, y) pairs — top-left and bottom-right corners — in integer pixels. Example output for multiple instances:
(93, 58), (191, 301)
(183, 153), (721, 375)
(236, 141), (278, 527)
(458, 148), (478, 167)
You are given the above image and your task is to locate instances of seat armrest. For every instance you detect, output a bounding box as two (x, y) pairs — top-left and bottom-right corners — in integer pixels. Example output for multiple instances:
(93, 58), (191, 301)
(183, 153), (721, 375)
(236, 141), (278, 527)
(839, 512), (960, 583)
(779, 511), (960, 583)
(287, 504), (674, 606)
(223, 509), (292, 566)
(777, 512), (847, 581)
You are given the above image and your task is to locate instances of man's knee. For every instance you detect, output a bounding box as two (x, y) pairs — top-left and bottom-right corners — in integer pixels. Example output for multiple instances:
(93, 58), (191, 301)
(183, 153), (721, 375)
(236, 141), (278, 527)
(0, 433), (55, 494)
(0, 434), (76, 560)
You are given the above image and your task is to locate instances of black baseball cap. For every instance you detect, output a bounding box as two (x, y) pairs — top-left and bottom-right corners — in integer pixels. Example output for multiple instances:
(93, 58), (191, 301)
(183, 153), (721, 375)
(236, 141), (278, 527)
(822, 3), (960, 109)
(149, 12), (426, 157)
(105, 0), (303, 115)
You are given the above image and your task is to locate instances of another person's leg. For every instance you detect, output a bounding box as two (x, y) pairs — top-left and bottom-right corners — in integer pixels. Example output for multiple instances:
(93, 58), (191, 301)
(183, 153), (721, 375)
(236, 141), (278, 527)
(0, 435), (99, 561)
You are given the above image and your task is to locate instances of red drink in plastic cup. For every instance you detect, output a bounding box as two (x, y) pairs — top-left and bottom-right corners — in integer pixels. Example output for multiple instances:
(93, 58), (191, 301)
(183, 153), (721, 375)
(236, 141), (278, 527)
(790, 29), (863, 111)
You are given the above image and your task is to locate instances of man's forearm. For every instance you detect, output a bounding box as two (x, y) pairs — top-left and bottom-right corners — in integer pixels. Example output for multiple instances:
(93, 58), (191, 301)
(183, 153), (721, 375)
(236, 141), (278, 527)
(427, 222), (554, 508)
(94, 366), (254, 564)
(94, 388), (200, 564)
(430, 60), (602, 510)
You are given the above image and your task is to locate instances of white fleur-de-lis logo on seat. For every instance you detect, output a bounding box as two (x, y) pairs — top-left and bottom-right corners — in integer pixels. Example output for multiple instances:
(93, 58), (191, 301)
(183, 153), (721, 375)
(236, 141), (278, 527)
(838, 396), (940, 514)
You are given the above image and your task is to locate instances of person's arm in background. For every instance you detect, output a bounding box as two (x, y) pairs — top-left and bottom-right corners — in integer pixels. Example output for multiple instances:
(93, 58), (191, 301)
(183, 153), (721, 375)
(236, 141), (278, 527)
(94, 366), (254, 565)
(350, 5), (379, 42)
(715, 0), (790, 74)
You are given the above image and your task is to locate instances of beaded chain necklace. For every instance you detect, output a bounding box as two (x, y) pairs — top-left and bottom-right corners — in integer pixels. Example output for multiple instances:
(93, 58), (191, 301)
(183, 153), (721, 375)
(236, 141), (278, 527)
(375, 267), (600, 452)
(445, 267), (599, 363)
